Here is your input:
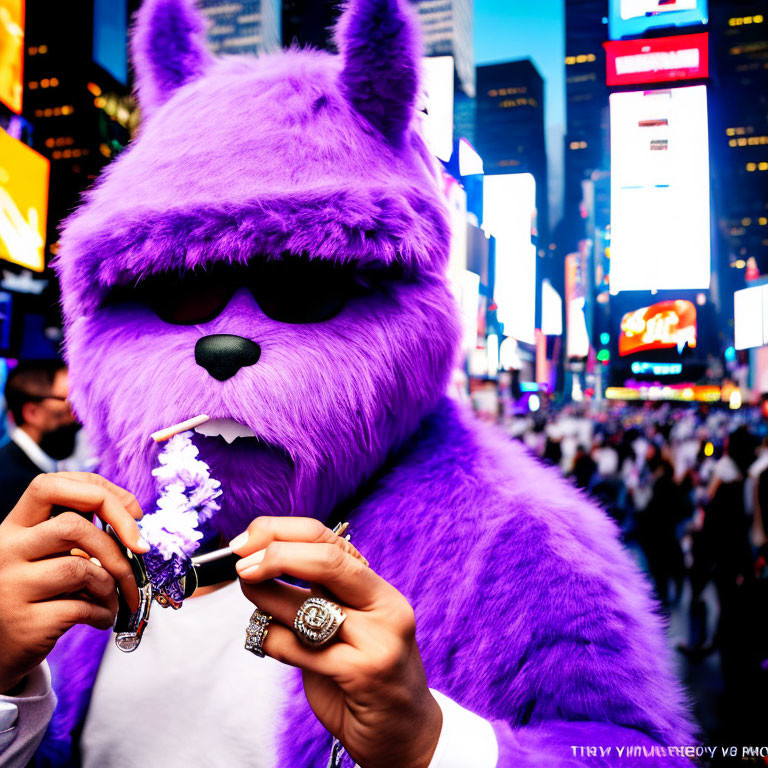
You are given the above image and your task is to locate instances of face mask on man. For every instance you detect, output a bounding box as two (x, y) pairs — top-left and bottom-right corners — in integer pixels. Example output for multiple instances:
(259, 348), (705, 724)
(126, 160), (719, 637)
(39, 422), (82, 461)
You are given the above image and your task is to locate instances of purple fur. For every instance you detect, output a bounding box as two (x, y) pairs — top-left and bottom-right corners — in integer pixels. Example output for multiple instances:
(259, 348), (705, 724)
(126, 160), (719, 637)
(278, 401), (696, 765)
(336, 0), (422, 143)
(130, 0), (213, 118)
(43, 0), (695, 764)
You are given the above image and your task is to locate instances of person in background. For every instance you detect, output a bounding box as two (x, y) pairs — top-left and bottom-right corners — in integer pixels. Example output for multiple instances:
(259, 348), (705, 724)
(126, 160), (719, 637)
(748, 436), (768, 556)
(0, 360), (79, 521)
(636, 455), (687, 609)
(570, 444), (597, 490)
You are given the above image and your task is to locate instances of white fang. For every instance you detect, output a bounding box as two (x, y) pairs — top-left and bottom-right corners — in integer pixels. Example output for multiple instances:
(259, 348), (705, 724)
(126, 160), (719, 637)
(194, 418), (255, 444)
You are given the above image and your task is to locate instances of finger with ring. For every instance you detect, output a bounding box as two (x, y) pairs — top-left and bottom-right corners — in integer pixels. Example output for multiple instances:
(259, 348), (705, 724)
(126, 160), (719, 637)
(294, 596), (347, 649)
(244, 608), (272, 658)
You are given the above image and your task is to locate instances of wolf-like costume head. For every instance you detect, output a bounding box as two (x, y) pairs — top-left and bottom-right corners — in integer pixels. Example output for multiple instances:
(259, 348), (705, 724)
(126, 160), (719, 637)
(56, 0), (460, 538)
(42, 3), (701, 766)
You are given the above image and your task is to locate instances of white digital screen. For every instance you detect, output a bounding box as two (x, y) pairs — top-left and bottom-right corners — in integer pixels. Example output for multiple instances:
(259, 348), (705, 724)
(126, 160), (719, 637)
(459, 269), (480, 352)
(734, 285), (768, 351)
(609, 0), (707, 39)
(621, 0), (697, 21)
(459, 138), (483, 176)
(541, 279), (563, 336)
(442, 174), (468, 297)
(609, 86), (711, 293)
(483, 174), (537, 345)
(486, 333), (499, 378)
(568, 297), (591, 359)
(421, 56), (454, 163)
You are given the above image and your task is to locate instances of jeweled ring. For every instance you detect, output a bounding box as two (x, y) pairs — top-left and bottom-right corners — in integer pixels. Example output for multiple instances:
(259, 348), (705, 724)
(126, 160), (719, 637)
(245, 608), (272, 658)
(294, 597), (347, 649)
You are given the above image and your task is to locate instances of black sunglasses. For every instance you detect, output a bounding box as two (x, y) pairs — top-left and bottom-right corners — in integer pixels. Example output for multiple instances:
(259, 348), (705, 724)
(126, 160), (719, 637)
(107, 256), (401, 326)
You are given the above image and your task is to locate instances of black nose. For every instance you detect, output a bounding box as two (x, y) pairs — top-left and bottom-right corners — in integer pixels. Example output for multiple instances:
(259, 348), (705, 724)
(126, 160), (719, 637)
(195, 334), (261, 381)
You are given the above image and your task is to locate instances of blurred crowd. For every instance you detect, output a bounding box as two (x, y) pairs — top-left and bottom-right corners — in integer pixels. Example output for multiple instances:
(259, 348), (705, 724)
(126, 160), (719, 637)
(495, 393), (768, 750)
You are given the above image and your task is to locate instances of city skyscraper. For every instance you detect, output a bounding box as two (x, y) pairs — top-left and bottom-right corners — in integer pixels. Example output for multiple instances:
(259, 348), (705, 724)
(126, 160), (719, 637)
(415, 0), (474, 98)
(475, 59), (549, 241)
(23, 0), (138, 262)
(0, 0), (140, 355)
(563, 0), (767, 308)
(709, 1), (768, 278)
(199, 0), (281, 55)
(563, 0), (609, 240)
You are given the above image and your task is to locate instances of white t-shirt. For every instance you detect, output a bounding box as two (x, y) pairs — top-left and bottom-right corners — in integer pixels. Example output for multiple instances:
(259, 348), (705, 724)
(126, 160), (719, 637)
(82, 581), (289, 768)
(81, 582), (498, 768)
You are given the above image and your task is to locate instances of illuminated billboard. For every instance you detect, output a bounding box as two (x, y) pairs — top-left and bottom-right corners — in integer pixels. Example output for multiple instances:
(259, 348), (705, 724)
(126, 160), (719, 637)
(609, 0), (708, 40)
(421, 56), (454, 163)
(606, 384), (720, 402)
(458, 139), (483, 176)
(619, 300), (697, 356)
(0, 129), (50, 272)
(459, 270), (480, 352)
(605, 33), (708, 86)
(565, 252), (590, 358)
(0, 0), (24, 113)
(483, 173), (536, 344)
(734, 284), (768, 351)
(541, 279), (563, 337)
(609, 86), (710, 294)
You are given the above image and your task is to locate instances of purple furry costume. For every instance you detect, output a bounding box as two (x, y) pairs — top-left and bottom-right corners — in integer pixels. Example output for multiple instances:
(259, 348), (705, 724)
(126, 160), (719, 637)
(37, 0), (695, 764)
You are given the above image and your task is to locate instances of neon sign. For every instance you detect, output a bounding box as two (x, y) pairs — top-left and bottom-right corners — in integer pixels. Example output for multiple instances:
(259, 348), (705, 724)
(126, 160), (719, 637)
(605, 33), (708, 86)
(606, 384), (720, 402)
(619, 300), (697, 356)
(630, 361), (683, 375)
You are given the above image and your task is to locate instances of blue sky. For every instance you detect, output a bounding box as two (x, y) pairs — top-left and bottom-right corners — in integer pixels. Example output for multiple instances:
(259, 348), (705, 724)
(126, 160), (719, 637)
(474, 0), (566, 224)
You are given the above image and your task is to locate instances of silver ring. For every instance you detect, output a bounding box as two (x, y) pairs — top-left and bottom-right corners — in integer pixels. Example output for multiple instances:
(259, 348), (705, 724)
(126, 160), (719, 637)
(245, 609), (272, 658)
(294, 597), (346, 648)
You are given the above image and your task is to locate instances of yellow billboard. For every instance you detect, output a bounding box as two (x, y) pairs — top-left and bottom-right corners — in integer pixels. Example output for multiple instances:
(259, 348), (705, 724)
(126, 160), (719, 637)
(0, 0), (24, 114)
(0, 128), (49, 272)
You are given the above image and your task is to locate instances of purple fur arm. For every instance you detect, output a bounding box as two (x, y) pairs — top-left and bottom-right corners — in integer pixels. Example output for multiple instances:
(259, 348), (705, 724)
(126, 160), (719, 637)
(279, 398), (697, 763)
(492, 721), (694, 766)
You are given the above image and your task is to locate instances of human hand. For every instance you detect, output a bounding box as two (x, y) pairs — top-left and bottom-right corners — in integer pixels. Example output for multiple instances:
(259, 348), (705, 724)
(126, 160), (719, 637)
(0, 472), (148, 693)
(232, 517), (442, 768)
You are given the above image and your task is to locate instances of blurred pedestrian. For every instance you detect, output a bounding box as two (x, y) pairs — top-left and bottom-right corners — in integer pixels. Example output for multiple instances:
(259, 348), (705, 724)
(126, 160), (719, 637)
(748, 436), (768, 555)
(636, 455), (687, 609)
(571, 444), (597, 489)
(0, 361), (79, 521)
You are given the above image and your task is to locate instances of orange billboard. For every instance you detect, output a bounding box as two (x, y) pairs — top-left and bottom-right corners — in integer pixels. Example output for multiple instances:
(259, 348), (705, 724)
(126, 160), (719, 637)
(0, 128), (49, 272)
(0, 0), (24, 113)
(619, 300), (697, 356)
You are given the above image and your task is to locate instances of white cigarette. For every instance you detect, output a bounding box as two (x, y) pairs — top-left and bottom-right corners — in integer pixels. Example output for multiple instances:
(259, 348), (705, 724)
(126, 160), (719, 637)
(191, 546), (232, 566)
(151, 414), (210, 443)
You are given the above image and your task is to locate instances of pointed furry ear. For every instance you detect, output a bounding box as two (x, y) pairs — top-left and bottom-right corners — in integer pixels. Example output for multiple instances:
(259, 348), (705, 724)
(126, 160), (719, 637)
(131, 0), (213, 117)
(335, 0), (422, 145)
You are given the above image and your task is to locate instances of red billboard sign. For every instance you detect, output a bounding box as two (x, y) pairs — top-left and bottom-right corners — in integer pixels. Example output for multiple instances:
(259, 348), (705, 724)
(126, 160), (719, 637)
(605, 33), (708, 86)
(619, 300), (697, 356)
